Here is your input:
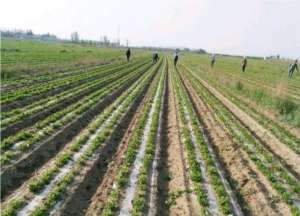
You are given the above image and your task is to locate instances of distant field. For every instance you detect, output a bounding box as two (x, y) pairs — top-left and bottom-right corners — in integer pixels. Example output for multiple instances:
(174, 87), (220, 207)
(1, 38), (144, 80)
(1, 41), (299, 216)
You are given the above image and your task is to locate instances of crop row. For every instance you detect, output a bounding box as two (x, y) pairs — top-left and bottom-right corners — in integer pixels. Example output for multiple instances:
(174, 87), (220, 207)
(1, 60), (149, 131)
(1, 57), (147, 105)
(1, 65), (156, 199)
(181, 67), (300, 215)
(1, 57), (160, 216)
(1, 57), (123, 91)
(130, 61), (166, 215)
(101, 60), (165, 215)
(172, 62), (237, 215)
(1, 62), (151, 167)
(182, 65), (300, 154)
(1, 60), (127, 111)
(1, 58), (147, 113)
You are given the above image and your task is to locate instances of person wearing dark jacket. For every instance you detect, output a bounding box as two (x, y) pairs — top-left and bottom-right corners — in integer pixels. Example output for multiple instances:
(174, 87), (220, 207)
(153, 52), (159, 63)
(242, 57), (247, 72)
(288, 59), (298, 78)
(174, 53), (179, 66)
(211, 54), (216, 68)
(126, 48), (131, 62)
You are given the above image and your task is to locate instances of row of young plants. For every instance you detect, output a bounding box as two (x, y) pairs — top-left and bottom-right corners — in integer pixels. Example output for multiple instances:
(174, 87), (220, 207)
(182, 65), (300, 154)
(101, 61), (165, 216)
(1, 60), (150, 129)
(130, 62), (166, 215)
(1, 59), (160, 216)
(183, 66), (298, 184)
(28, 60), (161, 216)
(0, 64), (149, 166)
(182, 68), (300, 216)
(1, 57), (147, 105)
(2, 59), (147, 120)
(172, 67), (210, 215)
(172, 65), (235, 215)
(1, 57), (125, 92)
(1, 59), (143, 113)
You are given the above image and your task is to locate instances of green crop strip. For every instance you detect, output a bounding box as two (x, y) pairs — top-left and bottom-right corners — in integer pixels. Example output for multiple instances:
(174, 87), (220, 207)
(170, 63), (210, 215)
(131, 61), (166, 215)
(101, 61), (164, 216)
(1, 59), (149, 127)
(1, 58), (144, 104)
(1, 70), (142, 165)
(1, 57), (147, 105)
(181, 66), (300, 215)
(2, 57), (128, 93)
(172, 64), (235, 215)
(28, 61), (161, 216)
(27, 66), (155, 194)
(182, 64), (300, 153)
(1, 61), (155, 216)
(1, 59), (160, 216)
(1, 62), (151, 155)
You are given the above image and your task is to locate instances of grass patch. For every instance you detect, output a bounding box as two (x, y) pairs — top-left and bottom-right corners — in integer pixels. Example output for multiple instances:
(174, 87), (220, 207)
(276, 98), (299, 120)
(166, 189), (190, 207)
(252, 89), (265, 104)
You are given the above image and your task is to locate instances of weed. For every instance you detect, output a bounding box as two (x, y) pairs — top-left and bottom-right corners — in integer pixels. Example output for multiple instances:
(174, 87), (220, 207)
(276, 98), (298, 117)
(166, 189), (187, 207)
(252, 89), (265, 104)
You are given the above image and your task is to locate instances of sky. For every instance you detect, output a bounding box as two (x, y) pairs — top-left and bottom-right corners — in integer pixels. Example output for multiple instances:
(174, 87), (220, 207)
(0, 0), (299, 58)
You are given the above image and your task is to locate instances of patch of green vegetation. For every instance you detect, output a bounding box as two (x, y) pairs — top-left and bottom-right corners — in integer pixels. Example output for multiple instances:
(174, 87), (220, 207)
(276, 98), (298, 117)
(252, 89), (265, 104)
(1, 199), (24, 216)
(166, 189), (190, 207)
(0, 38), (127, 80)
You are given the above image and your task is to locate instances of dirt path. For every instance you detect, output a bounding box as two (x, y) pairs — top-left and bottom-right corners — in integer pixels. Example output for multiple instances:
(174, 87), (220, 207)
(194, 76), (300, 178)
(181, 75), (291, 216)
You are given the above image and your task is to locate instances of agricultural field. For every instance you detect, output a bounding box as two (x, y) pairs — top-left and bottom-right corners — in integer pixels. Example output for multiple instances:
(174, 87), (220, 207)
(1, 38), (146, 80)
(1, 40), (300, 216)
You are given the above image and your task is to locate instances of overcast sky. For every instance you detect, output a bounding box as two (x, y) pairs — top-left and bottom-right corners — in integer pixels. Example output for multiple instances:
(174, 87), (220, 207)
(1, 0), (299, 58)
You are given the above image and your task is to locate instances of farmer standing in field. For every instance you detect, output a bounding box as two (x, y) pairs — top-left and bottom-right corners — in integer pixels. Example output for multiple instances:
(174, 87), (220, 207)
(288, 59), (298, 78)
(152, 52), (159, 63)
(242, 56), (247, 72)
(155, 53), (159, 63)
(126, 48), (131, 62)
(174, 52), (179, 66)
(211, 54), (216, 68)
